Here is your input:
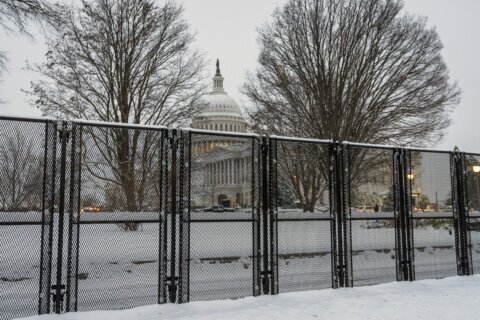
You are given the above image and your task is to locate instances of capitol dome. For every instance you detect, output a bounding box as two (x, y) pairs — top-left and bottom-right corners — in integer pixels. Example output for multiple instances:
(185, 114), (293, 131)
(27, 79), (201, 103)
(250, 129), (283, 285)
(191, 60), (247, 133)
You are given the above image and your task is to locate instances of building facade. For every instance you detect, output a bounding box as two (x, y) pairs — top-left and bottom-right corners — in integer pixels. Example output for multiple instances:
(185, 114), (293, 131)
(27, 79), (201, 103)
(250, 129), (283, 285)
(190, 60), (252, 208)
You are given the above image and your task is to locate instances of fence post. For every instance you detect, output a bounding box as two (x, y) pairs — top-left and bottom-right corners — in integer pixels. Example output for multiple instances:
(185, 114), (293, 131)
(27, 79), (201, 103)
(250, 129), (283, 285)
(328, 143), (338, 288)
(260, 136), (270, 294)
(394, 148), (402, 281)
(65, 123), (82, 312)
(178, 130), (191, 303)
(255, 136), (279, 295)
(451, 149), (473, 275)
(38, 121), (57, 315)
(268, 137), (278, 295)
(394, 148), (414, 281)
(159, 129), (169, 304)
(167, 129), (179, 303)
(252, 137), (262, 297)
(330, 143), (352, 288)
(342, 144), (353, 287)
(51, 121), (70, 314)
(405, 150), (416, 280)
(335, 143), (344, 286)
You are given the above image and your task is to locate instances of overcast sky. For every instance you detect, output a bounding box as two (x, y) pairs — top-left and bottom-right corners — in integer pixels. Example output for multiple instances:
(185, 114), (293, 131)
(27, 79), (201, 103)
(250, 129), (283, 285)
(0, 0), (479, 151)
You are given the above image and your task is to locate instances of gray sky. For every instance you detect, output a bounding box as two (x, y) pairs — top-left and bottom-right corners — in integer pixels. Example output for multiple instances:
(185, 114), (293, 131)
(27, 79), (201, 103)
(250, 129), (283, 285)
(0, 0), (479, 151)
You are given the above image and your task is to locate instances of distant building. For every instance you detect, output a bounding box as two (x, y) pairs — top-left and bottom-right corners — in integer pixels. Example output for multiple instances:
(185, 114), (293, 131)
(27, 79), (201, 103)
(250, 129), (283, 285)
(190, 60), (252, 208)
(412, 152), (451, 209)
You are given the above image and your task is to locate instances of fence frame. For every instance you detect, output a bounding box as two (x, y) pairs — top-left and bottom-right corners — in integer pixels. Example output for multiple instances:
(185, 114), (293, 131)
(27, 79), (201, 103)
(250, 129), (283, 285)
(0, 115), (477, 318)
(451, 149), (473, 275)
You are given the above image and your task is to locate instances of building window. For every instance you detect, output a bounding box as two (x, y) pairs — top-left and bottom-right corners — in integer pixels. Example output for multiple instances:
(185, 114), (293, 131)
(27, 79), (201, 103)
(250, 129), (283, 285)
(215, 124), (218, 130)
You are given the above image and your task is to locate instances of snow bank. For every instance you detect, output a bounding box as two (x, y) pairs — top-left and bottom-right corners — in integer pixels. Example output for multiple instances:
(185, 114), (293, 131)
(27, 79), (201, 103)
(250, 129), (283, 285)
(15, 275), (480, 320)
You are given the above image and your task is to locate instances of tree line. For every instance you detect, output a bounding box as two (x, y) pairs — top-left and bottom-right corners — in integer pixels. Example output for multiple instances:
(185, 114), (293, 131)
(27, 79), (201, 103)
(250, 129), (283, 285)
(0, 0), (460, 215)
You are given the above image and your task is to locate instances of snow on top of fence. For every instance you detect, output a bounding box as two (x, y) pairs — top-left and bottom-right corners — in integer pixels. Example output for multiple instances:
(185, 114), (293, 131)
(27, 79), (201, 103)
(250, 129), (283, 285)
(463, 151), (480, 156)
(186, 127), (259, 138)
(404, 146), (453, 154)
(0, 114), (55, 122)
(0, 114), (472, 154)
(270, 135), (332, 144)
(343, 141), (453, 153)
(73, 118), (168, 130)
(344, 141), (397, 150)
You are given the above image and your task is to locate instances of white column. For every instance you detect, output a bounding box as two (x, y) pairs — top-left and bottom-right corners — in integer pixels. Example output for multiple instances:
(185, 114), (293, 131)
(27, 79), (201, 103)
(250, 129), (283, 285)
(229, 159), (233, 185)
(235, 159), (238, 184)
(221, 161), (225, 185)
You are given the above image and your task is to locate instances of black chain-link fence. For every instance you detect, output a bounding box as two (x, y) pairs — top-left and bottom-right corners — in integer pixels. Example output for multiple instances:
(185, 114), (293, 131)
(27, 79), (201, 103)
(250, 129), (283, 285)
(462, 153), (480, 274)
(273, 139), (332, 293)
(0, 118), (56, 320)
(188, 132), (259, 301)
(348, 146), (397, 286)
(71, 124), (164, 311)
(0, 116), (477, 319)
(409, 151), (457, 280)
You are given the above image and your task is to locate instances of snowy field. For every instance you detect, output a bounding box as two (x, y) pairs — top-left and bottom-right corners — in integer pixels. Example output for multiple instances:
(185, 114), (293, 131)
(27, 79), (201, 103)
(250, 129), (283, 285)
(14, 275), (480, 320)
(2, 211), (480, 320)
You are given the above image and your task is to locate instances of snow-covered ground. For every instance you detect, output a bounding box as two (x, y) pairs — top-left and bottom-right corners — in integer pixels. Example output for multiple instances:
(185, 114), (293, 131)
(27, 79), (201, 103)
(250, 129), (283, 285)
(2, 211), (480, 319)
(14, 275), (480, 320)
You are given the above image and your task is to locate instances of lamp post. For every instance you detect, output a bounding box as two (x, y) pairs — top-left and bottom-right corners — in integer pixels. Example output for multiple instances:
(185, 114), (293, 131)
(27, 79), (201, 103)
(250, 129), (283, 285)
(472, 165), (480, 211)
(406, 173), (417, 210)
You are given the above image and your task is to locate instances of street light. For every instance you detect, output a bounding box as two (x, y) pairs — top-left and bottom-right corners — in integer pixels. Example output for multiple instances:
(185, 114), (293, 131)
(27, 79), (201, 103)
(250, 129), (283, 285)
(472, 165), (480, 211)
(406, 173), (417, 209)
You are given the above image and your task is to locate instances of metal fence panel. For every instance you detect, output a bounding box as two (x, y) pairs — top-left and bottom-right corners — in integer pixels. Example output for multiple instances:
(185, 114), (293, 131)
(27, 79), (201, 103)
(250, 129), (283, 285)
(2, 117), (480, 316)
(69, 124), (164, 311)
(187, 132), (259, 301)
(347, 146), (397, 286)
(470, 219), (480, 274)
(0, 118), (56, 320)
(273, 139), (332, 293)
(409, 151), (457, 280)
(463, 153), (480, 274)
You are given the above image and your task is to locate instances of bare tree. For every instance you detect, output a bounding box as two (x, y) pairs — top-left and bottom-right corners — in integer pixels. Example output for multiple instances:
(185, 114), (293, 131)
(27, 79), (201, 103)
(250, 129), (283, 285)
(28, 0), (206, 228)
(246, 0), (459, 207)
(29, 0), (206, 125)
(0, 0), (61, 73)
(276, 142), (328, 212)
(0, 0), (59, 32)
(0, 128), (43, 211)
(246, 0), (459, 144)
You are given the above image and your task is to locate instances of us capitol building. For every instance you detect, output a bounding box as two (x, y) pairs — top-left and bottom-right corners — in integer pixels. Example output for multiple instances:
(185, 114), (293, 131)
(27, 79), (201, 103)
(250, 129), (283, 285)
(189, 60), (252, 208)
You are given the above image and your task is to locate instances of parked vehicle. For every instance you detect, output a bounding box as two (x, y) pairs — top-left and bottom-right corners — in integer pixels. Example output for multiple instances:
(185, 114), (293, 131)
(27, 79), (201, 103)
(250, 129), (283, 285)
(203, 205), (237, 213)
(469, 218), (480, 231)
(203, 205), (225, 212)
(361, 221), (385, 229)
